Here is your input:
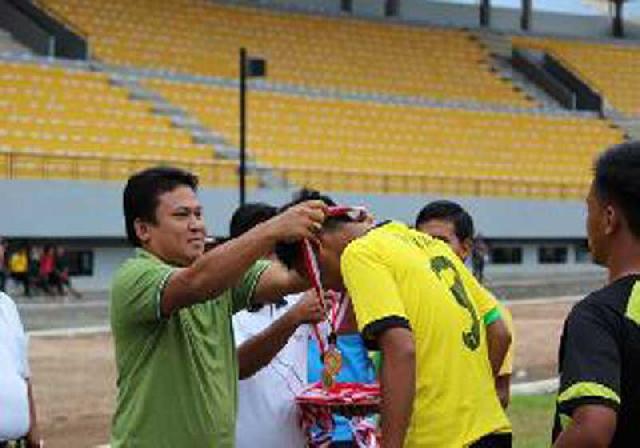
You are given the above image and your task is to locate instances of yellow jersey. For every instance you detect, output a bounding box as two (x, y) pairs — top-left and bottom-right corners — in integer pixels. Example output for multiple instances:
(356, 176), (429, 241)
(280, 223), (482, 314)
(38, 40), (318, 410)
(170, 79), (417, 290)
(341, 222), (511, 447)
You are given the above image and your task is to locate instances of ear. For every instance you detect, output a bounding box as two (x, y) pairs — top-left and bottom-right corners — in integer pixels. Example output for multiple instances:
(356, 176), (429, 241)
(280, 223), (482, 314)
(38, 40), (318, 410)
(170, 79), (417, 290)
(134, 218), (152, 245)
(461, 238), (473, 260)
(603, 204), (619, 236)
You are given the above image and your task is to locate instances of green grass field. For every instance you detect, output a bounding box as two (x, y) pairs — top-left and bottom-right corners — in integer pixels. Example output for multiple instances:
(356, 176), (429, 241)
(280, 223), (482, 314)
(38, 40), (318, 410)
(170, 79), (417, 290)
(509, 394), (556, 448)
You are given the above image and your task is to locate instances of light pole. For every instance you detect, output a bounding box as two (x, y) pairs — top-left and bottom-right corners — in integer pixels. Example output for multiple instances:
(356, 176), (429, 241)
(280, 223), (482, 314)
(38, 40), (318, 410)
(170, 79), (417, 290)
(239, 48), (266, 207)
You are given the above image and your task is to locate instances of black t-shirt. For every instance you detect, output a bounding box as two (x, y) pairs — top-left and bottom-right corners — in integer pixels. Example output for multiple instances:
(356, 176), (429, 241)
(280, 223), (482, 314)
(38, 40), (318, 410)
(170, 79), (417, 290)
(553, 274), (640, 446)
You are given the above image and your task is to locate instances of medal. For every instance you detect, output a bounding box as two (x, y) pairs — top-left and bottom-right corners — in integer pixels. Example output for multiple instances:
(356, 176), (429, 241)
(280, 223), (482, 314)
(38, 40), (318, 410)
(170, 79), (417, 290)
(324, 346), (343, 376)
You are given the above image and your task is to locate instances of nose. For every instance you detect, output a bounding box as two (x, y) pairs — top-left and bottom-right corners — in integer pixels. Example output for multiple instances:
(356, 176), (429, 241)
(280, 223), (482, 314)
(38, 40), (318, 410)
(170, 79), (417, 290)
(188, 214), (205, 233)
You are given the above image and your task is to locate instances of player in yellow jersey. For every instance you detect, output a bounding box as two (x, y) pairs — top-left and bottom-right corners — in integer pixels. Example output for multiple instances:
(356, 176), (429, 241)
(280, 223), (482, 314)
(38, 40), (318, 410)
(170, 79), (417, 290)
(415, 200), (514, 409)
(275, 191), (512, 448)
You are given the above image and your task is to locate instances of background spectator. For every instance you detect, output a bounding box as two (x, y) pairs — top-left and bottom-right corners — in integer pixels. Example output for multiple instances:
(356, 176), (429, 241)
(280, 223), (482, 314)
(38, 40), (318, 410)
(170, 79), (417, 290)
(38, 246), (56, 296)
(472, 234), (489, 283)
(9, 246), (30, 298)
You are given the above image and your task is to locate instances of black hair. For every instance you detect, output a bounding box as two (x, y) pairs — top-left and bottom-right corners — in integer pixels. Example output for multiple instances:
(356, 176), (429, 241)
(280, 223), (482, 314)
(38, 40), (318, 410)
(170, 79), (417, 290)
(123, 166), (199, 247)
(274, 188), (346, 270)
(415, 200), (475, 242)
(229, 202), (277, 238)
(594, 141), (640, 239)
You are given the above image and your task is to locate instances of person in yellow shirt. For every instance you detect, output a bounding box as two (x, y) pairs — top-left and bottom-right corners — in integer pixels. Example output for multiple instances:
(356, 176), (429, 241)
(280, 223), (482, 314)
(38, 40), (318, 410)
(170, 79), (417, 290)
(415, 200), (514, 408)
(275, 191), (511, 448)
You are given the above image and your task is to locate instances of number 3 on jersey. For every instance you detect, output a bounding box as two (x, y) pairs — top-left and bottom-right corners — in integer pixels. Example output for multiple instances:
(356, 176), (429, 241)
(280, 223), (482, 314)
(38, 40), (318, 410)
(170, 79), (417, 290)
(430, 256), (481, 351)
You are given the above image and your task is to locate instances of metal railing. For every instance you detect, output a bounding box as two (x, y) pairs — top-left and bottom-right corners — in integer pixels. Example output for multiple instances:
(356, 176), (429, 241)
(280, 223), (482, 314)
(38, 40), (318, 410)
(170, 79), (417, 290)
(0, 150), (588, 199)
(272, 165), (587, 200)
(0, 150), (243, 186)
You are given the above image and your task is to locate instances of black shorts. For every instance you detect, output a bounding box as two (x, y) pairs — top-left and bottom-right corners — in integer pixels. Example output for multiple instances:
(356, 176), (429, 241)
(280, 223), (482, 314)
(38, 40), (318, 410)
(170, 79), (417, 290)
(469, 432), (513, 448)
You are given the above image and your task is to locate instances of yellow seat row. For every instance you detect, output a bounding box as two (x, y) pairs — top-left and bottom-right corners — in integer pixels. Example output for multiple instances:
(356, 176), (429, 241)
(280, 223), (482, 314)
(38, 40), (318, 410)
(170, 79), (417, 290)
(145, 79), (625, 197)
(40, 0), (533, 107)
(0, 62), (223, 180)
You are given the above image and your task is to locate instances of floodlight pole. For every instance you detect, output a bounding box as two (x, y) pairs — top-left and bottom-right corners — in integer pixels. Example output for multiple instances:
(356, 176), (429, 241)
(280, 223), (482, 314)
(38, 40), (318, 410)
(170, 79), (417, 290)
(479, 0), (491, 27)
(239, 47), (247, 207)
(521, 0), (532, 31)
(612, 0), (624, 38)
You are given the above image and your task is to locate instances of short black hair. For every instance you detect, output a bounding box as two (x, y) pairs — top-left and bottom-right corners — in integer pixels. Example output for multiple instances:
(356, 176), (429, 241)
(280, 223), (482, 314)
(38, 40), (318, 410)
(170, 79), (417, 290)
(274, 189), (346, 270)
(594, 141), (640, 239)
(123, 166), (199, 247)
(415, 200), (475, 242)
(229, 202), (277, 238)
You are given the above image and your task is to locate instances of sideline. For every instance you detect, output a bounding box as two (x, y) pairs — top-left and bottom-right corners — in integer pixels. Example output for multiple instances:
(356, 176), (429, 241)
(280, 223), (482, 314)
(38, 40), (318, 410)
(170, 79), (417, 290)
(503, 295), (580, 306)
(512, 377), (559, 395)
(29, 325), (110, 338)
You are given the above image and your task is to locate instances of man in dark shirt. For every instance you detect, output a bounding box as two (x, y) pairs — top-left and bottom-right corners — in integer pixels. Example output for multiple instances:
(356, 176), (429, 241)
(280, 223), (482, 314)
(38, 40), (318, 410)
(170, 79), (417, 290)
(553, 141), (640, 447)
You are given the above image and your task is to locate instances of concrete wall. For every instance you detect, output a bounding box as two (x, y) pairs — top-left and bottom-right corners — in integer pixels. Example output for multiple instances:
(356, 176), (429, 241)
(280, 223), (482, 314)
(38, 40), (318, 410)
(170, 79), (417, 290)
(71, 245), (133, 290)
(0, 179), (588, 239)
(0, 179), (595, 289)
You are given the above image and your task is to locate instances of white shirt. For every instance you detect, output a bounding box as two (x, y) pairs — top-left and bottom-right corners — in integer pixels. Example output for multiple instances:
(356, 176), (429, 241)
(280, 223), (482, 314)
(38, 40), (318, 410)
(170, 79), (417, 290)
(233, 294), (309, 448)
(0, 292), (30, 441)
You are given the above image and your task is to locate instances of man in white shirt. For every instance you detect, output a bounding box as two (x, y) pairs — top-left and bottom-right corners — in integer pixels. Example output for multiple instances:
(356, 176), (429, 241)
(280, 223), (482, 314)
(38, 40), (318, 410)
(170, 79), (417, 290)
(234, 294), (314, 448)
(0, 292), (41, 447)
(229, 203), (322, 448)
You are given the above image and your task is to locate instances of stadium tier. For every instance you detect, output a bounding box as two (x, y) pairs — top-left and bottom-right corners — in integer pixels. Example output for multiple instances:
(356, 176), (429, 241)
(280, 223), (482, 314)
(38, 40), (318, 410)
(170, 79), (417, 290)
(39, 0), (532, 107)
(147, 78), (625, 198)
(0, 61), (253, 187)
(513, 36), (640, 117)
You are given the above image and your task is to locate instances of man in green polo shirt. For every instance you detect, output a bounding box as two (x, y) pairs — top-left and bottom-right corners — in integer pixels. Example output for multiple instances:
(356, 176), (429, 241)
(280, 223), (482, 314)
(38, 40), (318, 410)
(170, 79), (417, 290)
(110, 166), (327, 447)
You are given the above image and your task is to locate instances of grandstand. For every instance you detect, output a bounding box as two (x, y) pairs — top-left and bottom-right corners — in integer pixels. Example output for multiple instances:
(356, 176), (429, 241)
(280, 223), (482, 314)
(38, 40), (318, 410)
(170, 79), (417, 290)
(0, 0), (629, 199)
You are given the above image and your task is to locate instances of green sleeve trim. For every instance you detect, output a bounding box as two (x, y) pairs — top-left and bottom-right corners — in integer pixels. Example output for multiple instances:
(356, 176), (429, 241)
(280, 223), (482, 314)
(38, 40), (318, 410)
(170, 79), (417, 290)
(483, 306), (501, 326)
(237, 260), (271, 312)
(368, 351), (382, 375)
(625, 281), (640, 326)
(155, 268), (176, 321)
(558, 381), (620, 405)
(559, 413), (573, 431)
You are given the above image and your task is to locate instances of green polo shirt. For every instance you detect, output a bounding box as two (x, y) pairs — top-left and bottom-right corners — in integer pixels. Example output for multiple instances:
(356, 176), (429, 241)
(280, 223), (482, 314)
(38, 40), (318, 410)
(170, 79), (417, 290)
(109, 249), (269, 447)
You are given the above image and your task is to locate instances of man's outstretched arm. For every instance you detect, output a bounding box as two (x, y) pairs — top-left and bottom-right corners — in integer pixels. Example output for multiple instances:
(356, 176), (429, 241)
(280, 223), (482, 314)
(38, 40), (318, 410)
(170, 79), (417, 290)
(161, 201), (327, 316)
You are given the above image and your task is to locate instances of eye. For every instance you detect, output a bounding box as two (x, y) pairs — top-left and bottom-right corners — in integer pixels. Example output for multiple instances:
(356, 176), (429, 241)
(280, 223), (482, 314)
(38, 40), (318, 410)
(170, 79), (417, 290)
(173, 210), (190, 218)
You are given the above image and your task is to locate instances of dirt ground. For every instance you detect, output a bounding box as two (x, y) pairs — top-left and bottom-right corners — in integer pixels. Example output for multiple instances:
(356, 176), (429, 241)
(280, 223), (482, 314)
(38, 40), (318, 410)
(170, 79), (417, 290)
(29, 299), (577, 448)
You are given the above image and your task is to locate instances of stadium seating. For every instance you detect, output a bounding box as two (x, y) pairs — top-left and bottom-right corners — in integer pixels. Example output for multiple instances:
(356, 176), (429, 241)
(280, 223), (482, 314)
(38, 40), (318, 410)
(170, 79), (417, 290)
(39, 0), (532, 107)
(513, 36), (640, 116)
(147, 78), (625, 198)
(0, 61), (253, 187)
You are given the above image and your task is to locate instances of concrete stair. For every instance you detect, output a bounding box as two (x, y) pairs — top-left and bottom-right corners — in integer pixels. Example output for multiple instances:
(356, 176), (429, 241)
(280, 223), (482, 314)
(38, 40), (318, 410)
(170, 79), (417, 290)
(0, 29), (32, 56)
(473, 30), (565, 110)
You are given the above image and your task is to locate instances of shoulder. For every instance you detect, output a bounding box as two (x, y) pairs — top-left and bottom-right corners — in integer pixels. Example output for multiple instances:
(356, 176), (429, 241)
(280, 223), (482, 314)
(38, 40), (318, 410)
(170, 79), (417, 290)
(572, 278), (634, 320)
(0, 292), (19, 317)
(112, 254), (165, 284)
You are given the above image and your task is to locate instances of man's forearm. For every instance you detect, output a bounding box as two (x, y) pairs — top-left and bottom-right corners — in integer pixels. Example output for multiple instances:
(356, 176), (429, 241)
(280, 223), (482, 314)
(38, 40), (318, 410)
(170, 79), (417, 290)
(379, 330), (416, 448)
(238, 308), (300, 379)
(554, 424), (608, 448)
(553, 405), (617, 448)
(486, 318), (511, 378)
(26, 379), (40, 447)
(162, 222), (276, 316)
